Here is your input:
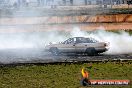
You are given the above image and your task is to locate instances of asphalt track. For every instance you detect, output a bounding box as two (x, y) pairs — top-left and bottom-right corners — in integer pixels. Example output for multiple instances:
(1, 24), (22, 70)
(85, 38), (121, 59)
(0, 48), (132, 65)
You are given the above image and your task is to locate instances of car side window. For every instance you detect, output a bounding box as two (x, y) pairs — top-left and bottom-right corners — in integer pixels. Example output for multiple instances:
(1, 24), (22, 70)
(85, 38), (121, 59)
(86, 38), (91, 43)
(76, 37), (87, 43)
(67, 38), (74, 44)
(76, 38), (95, 43)
(88, 38), (98, 43)
(63, 37), (98, 44)
(63, 38), (74, 44)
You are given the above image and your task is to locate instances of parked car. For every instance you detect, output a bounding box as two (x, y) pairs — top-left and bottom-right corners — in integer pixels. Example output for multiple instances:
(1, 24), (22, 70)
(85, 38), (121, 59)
(45, 37), (109, 55)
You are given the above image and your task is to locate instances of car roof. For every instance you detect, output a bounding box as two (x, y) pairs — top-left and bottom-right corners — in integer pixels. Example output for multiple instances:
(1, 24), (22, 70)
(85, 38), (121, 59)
(72, 37), (85, 39)
(72, 37), (92, 39)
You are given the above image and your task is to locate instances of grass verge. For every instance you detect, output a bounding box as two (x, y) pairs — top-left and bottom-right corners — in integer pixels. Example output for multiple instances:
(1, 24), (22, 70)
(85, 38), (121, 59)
(0, 61), (132, 88)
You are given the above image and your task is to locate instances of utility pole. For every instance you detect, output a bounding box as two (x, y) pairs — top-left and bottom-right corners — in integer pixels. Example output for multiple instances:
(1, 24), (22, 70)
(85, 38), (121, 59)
(85, 0), (87, 5)
(110, 0), (113, 8)
(63, 0), (66, 5)
(70, 0), (73, 5)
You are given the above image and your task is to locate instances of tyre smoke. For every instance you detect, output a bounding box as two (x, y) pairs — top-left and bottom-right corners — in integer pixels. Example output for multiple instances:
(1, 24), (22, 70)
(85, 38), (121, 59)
(70, 27), (132, 54)
(0, 26), (132, 64)
(0, 26), (131, 54)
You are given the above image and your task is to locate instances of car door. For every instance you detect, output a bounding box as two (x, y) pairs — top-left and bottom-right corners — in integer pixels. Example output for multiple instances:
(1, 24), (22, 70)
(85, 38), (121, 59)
(75, 43), (87, 53)
(58, 38), (76, 53)
(75, 37), (95, 53)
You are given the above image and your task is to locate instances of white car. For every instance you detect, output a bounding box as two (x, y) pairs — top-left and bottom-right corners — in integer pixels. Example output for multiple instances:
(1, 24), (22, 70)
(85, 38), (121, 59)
(45, 37), (108, 55)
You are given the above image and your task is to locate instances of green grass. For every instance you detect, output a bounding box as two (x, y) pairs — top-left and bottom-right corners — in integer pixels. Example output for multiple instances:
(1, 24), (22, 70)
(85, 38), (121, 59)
(107, 30), (132, 35)
(0, 62), (132, 88)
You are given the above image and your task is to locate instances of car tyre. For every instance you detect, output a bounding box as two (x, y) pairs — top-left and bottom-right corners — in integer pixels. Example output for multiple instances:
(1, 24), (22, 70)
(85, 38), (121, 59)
(85, 47), (97, 56)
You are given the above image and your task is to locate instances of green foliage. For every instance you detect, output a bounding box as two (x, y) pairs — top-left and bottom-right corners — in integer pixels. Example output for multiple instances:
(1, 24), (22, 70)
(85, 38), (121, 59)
(107, 30), (132, 35)
(0, 62), (132, 88)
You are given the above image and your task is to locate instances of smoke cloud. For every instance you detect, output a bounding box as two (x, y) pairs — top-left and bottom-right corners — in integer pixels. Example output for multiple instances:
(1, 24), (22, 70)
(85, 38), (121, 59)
(1, 2), (131, 64)
(0, 27), (131, 55)
(70, 27), (132, 54)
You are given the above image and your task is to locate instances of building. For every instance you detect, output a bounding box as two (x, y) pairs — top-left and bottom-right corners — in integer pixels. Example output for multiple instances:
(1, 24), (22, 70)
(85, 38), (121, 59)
(0, 0), (132, 8)
(123, 0), (132, 4)
(86, 0), (103, 5)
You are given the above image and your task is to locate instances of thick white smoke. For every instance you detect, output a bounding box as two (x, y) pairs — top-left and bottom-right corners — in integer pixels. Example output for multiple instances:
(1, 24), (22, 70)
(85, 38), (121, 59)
(70, 27), (132, 54)
(0, 31), (67, 49)
(0, 27), (132, 54)
(90, 30), (132, 54)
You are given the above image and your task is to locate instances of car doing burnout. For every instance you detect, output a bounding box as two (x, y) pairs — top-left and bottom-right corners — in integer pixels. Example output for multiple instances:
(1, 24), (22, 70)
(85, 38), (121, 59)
(45, 37), (109, 55)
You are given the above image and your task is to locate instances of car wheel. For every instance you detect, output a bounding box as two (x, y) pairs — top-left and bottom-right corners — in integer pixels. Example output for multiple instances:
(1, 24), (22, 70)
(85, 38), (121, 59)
(50, 47), (59, 56)
(85, 47), (97, 56)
